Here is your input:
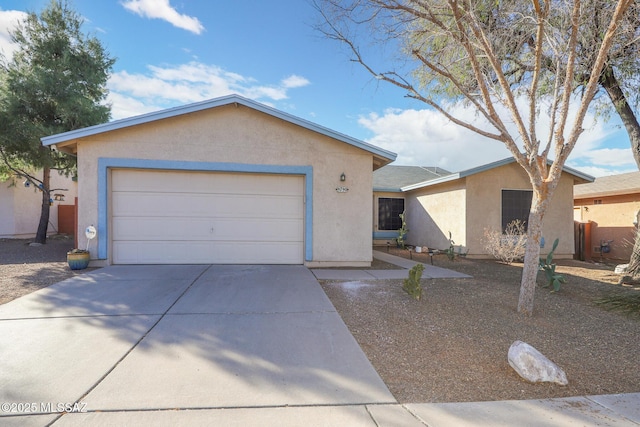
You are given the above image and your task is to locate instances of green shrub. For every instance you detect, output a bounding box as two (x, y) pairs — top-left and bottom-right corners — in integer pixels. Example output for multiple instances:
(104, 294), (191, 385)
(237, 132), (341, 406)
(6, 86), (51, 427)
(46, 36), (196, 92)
(396, 211), (408, 248)
(539, 238), (566, 292)
(403, 263), (425, 300)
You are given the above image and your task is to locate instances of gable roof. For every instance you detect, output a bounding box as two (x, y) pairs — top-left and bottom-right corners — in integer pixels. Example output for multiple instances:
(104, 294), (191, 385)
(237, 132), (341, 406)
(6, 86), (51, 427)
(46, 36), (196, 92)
(374, 157), (594, 192)
(574, 171), (640, 199)
(373, 165), (452, 191)
(41, 94), (397, 169)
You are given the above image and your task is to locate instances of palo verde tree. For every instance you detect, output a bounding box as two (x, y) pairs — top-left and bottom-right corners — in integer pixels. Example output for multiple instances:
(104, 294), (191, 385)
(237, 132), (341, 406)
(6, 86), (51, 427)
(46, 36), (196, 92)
(465, 0), (640, 279)
(0, 0), (114, 244)
(316, 0), (634, 315)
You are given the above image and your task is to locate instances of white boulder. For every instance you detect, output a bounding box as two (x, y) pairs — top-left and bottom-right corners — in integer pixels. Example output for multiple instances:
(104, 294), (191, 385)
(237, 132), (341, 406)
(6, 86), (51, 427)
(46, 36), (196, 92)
(615, 264), (629, 274)
(508, 341), (568, 385)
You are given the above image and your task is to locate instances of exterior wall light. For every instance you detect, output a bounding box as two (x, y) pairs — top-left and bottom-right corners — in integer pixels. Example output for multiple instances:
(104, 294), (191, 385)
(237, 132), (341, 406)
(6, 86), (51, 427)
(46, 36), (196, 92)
(340, 173), (346, 182)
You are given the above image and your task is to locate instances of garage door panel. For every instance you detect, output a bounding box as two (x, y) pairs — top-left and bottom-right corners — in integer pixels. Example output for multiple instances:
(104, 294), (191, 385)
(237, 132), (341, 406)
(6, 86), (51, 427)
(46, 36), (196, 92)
(113, 193), (303, 218)
(113, 217), (303, 241)
(111, 170), (305, 264)
(215, 218), (303, 241)
(113, 241), (303, 264)
(112, 169), (302, 196)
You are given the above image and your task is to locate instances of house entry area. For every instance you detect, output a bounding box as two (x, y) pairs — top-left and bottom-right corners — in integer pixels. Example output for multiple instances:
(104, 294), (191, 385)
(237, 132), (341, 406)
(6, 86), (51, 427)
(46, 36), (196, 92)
(110, 169), (305, 264)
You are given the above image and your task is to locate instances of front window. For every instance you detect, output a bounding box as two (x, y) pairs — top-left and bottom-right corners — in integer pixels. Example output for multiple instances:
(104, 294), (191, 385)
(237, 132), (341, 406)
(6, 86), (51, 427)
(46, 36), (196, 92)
(501, 190), (532, 232)
(378, 197), (405, 230)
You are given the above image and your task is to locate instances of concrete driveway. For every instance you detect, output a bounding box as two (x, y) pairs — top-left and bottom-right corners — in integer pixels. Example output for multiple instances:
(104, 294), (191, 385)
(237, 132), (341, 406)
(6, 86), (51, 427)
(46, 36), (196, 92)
(0, 265), (398, 426)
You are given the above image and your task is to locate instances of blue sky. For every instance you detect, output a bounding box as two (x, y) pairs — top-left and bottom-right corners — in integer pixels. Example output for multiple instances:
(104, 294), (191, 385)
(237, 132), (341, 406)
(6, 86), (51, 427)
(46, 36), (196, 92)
(1, 0), (636, 177)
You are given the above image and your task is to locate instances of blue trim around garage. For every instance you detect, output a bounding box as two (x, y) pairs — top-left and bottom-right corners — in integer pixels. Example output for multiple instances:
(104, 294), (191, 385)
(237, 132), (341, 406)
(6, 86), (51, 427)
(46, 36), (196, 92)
(97, 158), (313, 262)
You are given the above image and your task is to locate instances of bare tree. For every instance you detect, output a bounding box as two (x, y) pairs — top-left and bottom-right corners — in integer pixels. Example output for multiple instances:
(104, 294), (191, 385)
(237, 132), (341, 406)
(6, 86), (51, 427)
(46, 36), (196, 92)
(316, 0), (634, 315)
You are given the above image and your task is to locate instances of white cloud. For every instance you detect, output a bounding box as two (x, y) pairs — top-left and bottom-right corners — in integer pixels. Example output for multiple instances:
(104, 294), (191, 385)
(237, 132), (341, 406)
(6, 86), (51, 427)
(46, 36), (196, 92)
(0, 9), (27, 59)
(572, 147), (635, 167)
(121, 0), (204, 35)
(359, 107), (510, 171)
(359, 97), (622, 174)
(107, 62), (310, 120)
(566, 164), (637, 178)
(282, 75), (310, 89)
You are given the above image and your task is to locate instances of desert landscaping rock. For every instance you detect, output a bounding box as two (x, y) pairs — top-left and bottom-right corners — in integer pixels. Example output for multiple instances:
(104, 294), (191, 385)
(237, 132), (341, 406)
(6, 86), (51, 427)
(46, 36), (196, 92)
(508, 340), (568, 386)
(614, 264), (628, 274)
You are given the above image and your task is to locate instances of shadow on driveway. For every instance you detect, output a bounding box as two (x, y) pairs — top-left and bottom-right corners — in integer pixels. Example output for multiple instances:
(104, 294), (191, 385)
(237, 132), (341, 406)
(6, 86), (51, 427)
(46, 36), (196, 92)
(0, 264), (395, 423)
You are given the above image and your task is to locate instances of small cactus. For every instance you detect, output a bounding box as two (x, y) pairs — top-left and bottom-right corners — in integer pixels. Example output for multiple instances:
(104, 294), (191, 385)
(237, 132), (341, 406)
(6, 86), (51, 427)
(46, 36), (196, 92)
(403, 263), (425, 300)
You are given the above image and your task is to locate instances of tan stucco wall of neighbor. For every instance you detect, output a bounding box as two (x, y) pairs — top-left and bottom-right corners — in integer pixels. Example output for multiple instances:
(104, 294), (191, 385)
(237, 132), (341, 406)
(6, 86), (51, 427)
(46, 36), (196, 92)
(574, 193), (640, 261)
(73, 104), (374, 266)
(405, 181), (467, 251)
(0, 172), (77, 238)
(465, 162), (576, 258)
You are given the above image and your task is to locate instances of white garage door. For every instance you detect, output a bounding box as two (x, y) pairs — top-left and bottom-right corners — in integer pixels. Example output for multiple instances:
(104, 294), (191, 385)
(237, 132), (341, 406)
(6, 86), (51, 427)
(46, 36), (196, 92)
(111, 169), (304, 264)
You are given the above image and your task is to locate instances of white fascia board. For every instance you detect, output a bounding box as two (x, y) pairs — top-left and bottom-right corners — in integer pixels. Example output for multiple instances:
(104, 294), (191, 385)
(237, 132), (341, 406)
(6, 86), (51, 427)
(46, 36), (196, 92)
(400, 173), (461, 192)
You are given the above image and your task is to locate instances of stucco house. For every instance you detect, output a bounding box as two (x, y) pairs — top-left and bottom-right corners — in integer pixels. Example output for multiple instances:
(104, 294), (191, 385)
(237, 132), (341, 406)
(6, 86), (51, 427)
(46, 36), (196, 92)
(373, 159), (593, 258)
(574, 171), (640, 262)
(0, 172), (77, 238)
(41, 95), (396, 267)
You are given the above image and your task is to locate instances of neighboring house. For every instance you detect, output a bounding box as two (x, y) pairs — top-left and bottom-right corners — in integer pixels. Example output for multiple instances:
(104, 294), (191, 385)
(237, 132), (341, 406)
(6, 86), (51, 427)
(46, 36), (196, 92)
(373, 159), (593, 258)
(41, 95), (396, 267)
(574, 171), (640, 262)
(0, 172), (77, 238)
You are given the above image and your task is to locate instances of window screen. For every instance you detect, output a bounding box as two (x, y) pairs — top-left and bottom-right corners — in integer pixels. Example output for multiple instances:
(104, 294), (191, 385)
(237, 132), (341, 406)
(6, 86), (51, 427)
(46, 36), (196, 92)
(378, 198), (405, 231)
(501, 190), (532, 232)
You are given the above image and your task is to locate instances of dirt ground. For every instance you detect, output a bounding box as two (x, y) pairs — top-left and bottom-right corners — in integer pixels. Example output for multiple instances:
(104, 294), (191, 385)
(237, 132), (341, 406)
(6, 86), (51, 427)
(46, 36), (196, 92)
(0, 235), (91, 305)
(1, 238), (638, 404)
(321, 247), (640, 403)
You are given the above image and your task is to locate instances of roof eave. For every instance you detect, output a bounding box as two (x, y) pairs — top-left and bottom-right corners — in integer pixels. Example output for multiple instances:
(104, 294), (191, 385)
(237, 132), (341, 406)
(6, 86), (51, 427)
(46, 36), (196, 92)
(575, 189), (640, 199)
(400, 173), (461, 191)
(397, 157), (594, 192)
(373, 187), (404, 193)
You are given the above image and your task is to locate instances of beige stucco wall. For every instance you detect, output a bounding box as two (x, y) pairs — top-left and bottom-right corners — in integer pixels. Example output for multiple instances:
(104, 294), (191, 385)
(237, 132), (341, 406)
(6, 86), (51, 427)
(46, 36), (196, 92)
(0, 172), (77, 238)
(574, 193), (640, 261)
(397, 162), (577, 258)
(72, 104), (374, 266)
(405, 180), (467, 251)
(465, 162), (576, 257)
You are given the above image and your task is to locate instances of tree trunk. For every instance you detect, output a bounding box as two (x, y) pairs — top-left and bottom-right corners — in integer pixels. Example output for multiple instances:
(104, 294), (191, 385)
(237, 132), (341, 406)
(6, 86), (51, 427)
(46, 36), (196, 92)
(599, 65), (640, 277)
(34, 166), (50, 244)
(600, 64), (640, 169)
(628, 227), (640, 278)
(517, 195), (546, 316)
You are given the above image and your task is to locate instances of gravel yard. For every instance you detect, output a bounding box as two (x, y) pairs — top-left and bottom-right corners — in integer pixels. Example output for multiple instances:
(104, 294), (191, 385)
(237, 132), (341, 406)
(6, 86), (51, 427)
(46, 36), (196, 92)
(321, 249), (640, 403)
(1, 238), (638, 404)
(0, 235), (89, 304)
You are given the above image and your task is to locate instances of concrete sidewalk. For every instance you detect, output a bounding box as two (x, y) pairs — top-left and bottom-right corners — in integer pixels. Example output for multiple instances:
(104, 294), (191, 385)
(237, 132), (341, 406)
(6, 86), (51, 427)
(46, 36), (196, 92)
(311, 250), (471, 280)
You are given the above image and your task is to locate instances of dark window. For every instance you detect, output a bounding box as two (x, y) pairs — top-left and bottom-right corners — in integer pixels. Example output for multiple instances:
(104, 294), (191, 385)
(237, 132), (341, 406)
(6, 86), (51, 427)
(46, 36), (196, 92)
(378, 198), (405, 230)
(502, 190), (532, 232)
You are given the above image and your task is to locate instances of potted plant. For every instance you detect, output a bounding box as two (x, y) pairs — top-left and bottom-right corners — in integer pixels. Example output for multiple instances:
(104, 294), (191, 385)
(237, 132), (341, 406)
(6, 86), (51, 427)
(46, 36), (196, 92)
(67, 225), (97, 270)
(67, 249), (90, 270)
